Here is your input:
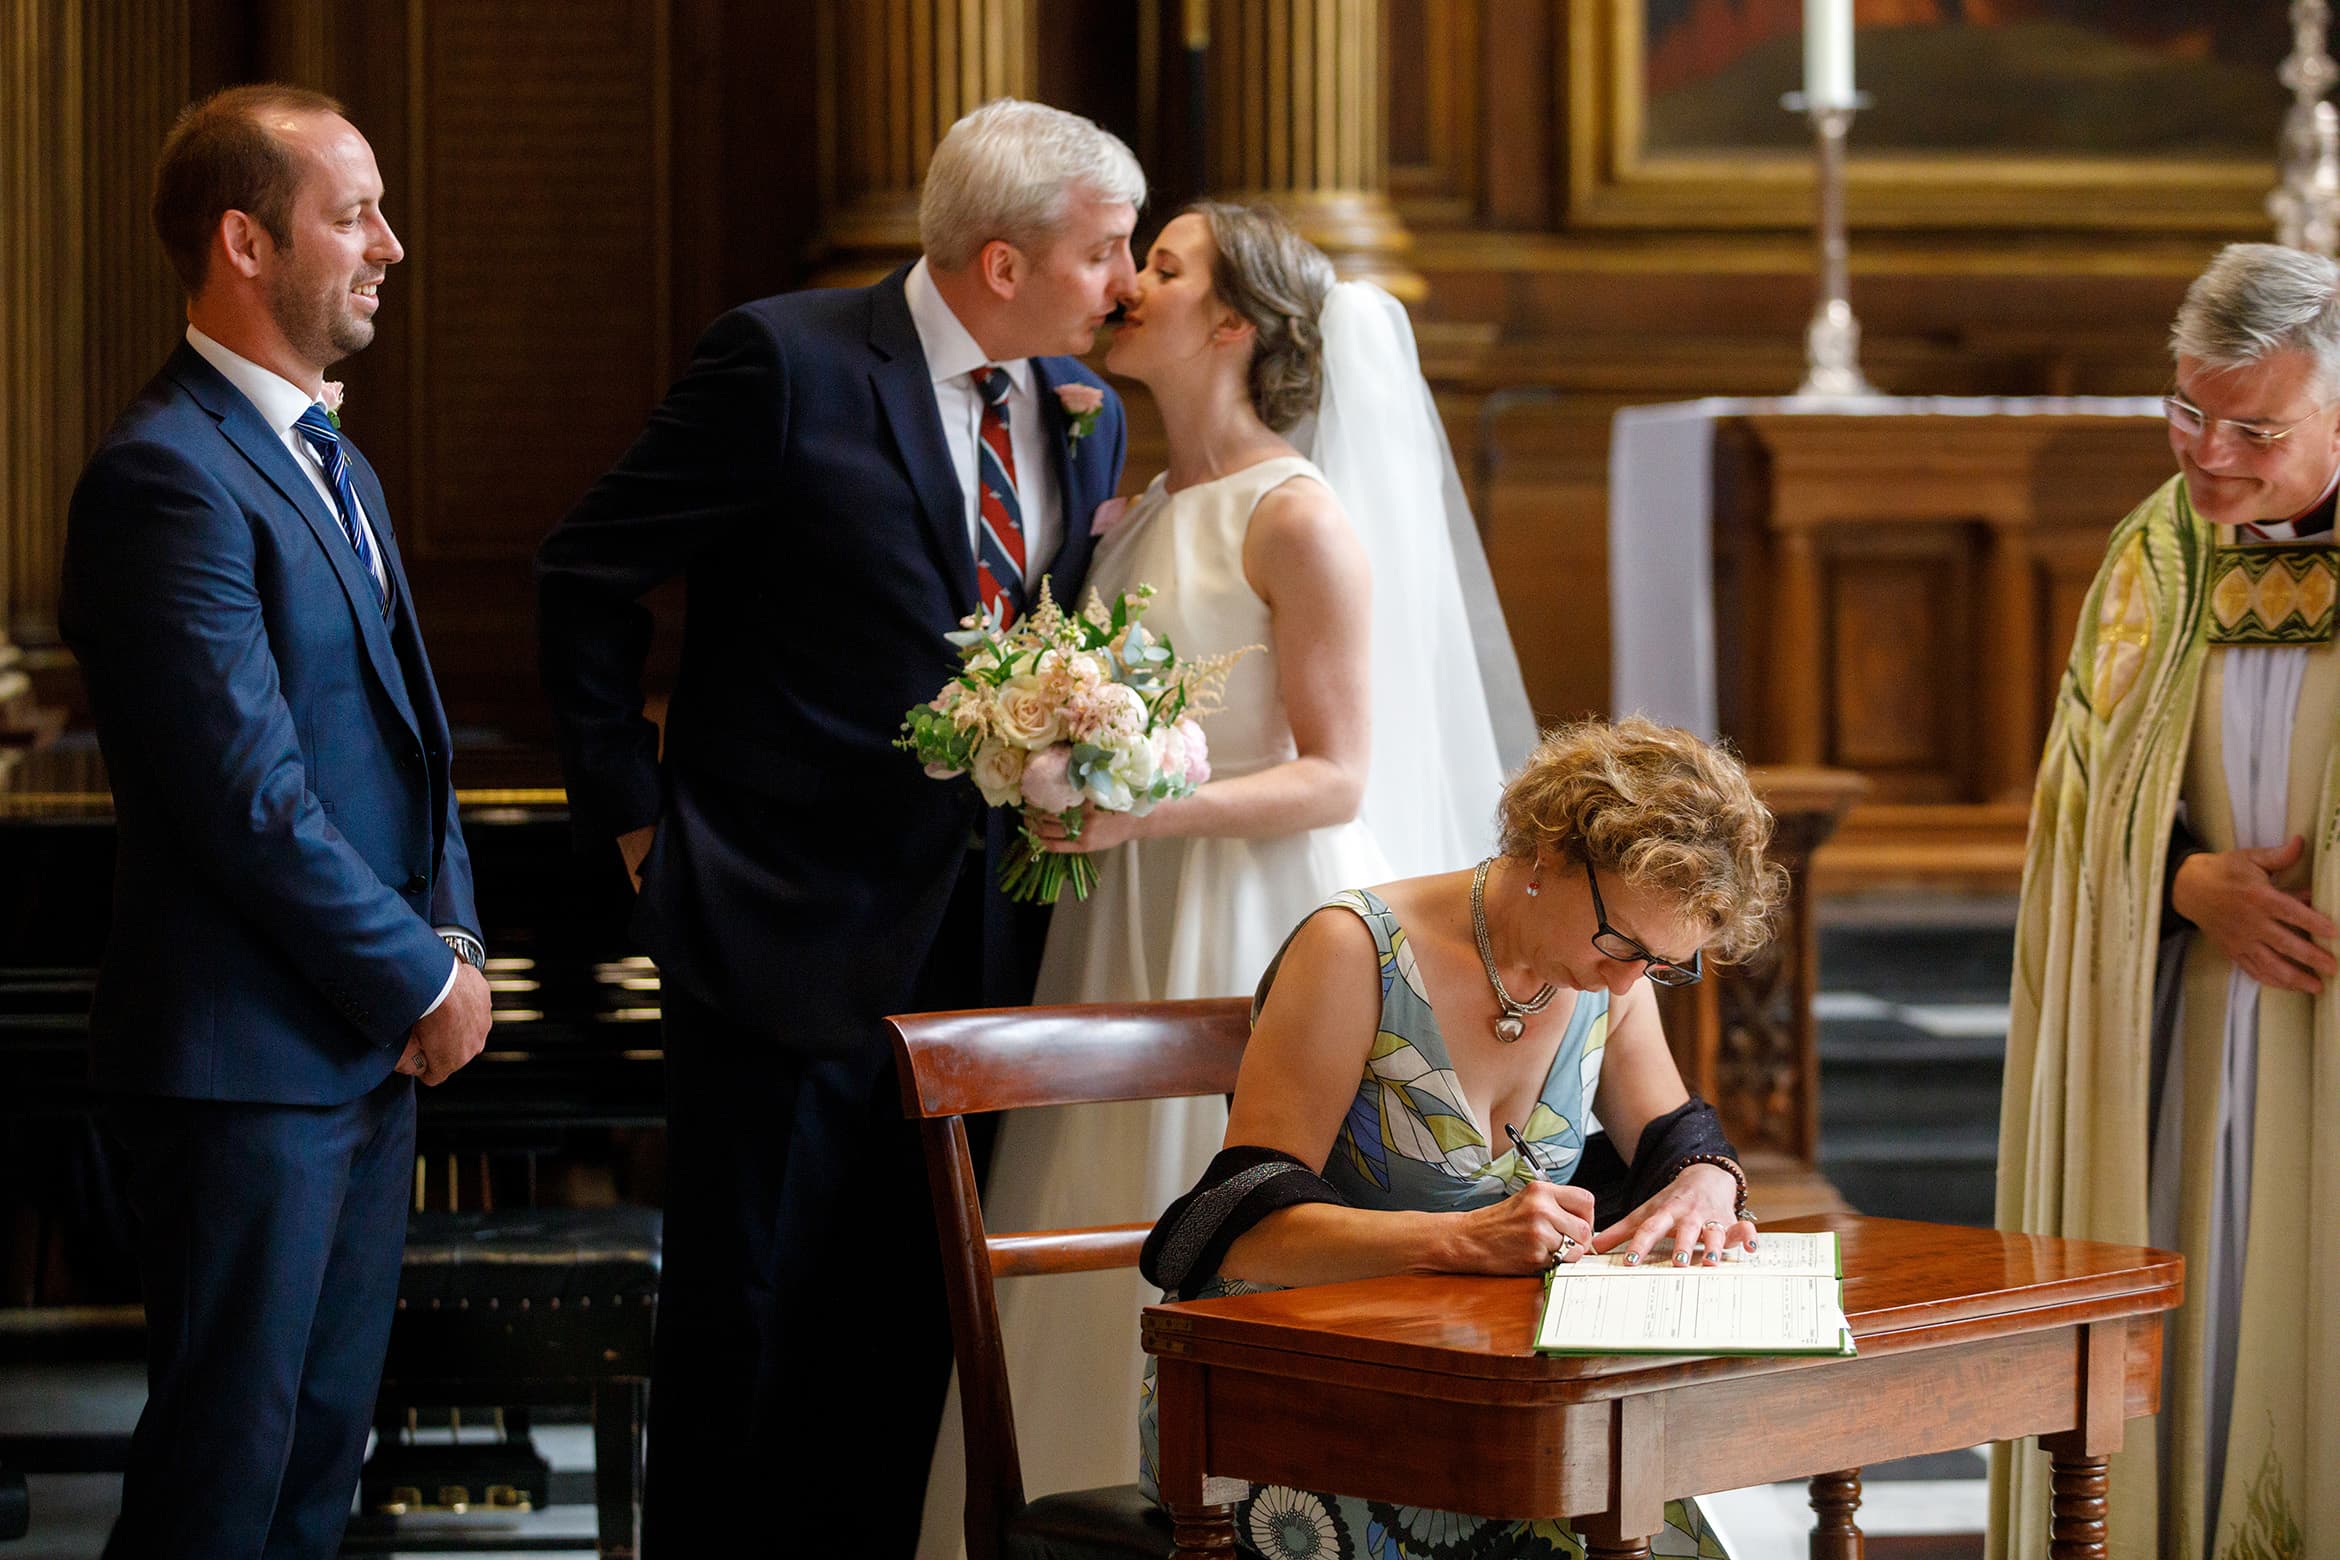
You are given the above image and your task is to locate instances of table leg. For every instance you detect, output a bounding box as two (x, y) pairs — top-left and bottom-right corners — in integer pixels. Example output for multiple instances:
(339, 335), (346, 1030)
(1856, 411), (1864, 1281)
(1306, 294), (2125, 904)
(1809, 1468), (1862, 1559)
(1155, 1358), (1236, 1560)
(2048, 1450), (2109, 1560)
(1578, 1511), (1655, 1558)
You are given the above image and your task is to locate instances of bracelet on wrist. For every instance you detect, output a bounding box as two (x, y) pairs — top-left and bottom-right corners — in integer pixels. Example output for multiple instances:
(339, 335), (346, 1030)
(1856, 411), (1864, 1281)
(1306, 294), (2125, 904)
(1675, 1153), (1751, 1221)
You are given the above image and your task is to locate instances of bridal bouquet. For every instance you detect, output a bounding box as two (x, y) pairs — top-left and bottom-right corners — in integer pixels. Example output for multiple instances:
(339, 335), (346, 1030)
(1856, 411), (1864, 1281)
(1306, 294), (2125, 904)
(898, 581), (1245, 903)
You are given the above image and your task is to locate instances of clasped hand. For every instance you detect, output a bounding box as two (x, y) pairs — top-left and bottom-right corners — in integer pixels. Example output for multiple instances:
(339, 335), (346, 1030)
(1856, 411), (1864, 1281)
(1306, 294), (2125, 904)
(2172, 834), (2337, 995)
(393, 963), (492, 1087)
(1024, 801), (1147, 854)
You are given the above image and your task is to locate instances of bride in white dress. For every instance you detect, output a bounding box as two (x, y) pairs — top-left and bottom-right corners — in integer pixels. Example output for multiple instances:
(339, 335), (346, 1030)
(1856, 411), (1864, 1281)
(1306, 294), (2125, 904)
(917, 203), (1533, 1557)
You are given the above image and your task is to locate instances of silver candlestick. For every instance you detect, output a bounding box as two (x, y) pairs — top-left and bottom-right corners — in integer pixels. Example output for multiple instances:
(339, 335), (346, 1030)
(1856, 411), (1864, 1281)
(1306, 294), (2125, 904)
(2271, 0), (2340, 256)
(1786, 93), (1877, 398)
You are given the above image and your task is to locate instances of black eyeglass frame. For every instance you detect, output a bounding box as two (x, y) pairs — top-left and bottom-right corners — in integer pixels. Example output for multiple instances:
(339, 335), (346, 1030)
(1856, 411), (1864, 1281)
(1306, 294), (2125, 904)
(1582, 858), (1703, 987)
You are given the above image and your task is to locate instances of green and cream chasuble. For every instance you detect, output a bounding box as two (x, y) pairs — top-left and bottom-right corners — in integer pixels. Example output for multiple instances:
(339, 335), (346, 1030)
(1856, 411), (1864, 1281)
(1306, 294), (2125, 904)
(1994, 475), (2340, 1560)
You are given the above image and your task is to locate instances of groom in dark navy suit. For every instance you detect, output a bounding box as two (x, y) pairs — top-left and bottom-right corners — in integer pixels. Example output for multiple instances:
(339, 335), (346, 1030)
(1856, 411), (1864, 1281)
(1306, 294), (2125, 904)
(537, 99), (1141, 1556)
(60, 86), (491, 1559)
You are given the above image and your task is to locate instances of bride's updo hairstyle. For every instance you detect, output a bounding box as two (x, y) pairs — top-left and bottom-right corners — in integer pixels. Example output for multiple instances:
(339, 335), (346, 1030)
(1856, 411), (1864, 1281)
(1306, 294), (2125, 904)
(1188, 200), (1335, 432)
(1495, 716), (1786, 964)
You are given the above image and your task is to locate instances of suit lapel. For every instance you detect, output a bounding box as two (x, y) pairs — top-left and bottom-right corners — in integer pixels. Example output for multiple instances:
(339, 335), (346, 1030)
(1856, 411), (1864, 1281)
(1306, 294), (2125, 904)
(867, 270), (980, 613)
(1030, 357), (1098, 601)
(170, 346), (422, 744)
(343, 448), (427, 741)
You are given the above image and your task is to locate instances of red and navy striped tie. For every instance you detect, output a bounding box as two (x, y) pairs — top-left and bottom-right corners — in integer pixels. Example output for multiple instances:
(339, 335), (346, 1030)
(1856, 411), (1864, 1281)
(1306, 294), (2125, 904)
(971, 366), (1026, 625)
(292, 403), (389, 614)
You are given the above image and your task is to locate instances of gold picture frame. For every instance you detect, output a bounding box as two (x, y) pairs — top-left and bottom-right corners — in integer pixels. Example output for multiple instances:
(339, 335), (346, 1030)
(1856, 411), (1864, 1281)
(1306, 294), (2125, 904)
(1563, 0), (2275, 233)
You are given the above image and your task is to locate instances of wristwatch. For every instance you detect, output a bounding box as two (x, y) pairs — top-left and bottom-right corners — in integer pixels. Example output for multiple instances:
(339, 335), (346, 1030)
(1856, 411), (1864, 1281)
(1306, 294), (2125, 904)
(438, 927), (488, 972)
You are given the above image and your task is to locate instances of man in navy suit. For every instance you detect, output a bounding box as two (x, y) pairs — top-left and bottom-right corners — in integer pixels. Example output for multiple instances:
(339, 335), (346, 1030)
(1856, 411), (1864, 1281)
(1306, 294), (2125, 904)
(60, 85), (492, 1559)
(537, 98), (1141, 1556)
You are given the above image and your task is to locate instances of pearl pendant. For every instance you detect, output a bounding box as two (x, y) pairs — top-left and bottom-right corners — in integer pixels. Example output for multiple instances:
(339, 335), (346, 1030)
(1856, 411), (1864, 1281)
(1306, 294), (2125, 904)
(1494, 1012), (1526, 1044)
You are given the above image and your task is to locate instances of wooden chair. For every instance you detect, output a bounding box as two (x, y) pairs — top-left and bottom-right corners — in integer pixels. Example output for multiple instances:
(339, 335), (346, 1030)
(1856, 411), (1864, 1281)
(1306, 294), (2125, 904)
(888, 998), (1252, 1560)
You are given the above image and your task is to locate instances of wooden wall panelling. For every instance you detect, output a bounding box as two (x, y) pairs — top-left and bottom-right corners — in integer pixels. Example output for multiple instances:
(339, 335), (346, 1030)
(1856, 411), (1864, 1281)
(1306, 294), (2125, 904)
(1384, 0), (1479, 229)
(1469, 394), (1614, 725)
(1, 1), (81, 656)
(1821, 523), (1974, 803)
(313, 3), (690, 737)
(1477, 0), (1553, 232)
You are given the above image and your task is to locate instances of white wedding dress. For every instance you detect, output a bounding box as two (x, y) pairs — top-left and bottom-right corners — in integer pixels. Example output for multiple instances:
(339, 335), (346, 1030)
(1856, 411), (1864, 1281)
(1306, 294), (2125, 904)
(916, 286), (1534, 1559)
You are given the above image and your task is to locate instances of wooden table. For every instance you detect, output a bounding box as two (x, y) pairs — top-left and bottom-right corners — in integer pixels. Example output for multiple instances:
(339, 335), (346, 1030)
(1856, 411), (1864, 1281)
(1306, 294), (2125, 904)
(1142, 1214), (2181, 1558)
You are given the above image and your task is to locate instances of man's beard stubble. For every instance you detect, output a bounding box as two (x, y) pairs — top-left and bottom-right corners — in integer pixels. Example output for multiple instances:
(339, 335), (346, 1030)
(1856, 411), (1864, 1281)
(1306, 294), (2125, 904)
(270, 262), (374, 371)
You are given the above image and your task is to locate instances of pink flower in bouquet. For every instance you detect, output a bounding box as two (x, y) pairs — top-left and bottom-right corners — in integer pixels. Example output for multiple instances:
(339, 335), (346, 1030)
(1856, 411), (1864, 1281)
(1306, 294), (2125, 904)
(1036, 646), (1104, 702)
(1063, 681), (1146, 744)
(1174, 715), (1210, 785)
(1149, 721), (1191, 789)
(1021, 744), (1083, 813)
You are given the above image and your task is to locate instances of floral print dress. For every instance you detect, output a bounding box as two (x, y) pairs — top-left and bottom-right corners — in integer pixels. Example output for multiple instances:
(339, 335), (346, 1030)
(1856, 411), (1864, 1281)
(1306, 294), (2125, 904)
(1138, 890), (1731, 1560)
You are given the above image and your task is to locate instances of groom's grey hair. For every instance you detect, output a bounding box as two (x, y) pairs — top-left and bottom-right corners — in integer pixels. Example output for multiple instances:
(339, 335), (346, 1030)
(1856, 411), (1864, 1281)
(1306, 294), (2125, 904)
(920, 99), (1145, 272)
(2172, 243), (2340, 396)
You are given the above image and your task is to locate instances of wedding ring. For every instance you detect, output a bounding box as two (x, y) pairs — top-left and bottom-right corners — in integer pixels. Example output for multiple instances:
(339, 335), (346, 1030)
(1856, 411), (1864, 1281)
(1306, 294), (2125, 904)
(1702, 1220), (1723, 1229)
(1553, 1234), (1579, 1261)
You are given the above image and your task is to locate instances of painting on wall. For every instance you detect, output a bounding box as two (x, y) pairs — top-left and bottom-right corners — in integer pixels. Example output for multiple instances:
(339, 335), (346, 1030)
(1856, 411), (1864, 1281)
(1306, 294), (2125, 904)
(1565, 0), (2289, 230)
(1641, 1), (2289, 159)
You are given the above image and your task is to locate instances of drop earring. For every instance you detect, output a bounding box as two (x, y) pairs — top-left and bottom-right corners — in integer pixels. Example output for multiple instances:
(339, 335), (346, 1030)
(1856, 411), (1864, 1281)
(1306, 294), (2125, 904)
(1525, 875), (1540, 898)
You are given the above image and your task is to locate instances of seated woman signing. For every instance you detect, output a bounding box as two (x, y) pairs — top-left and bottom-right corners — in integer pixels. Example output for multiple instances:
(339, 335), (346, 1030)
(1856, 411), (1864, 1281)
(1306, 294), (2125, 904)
(1138, 715), (1787, 1560)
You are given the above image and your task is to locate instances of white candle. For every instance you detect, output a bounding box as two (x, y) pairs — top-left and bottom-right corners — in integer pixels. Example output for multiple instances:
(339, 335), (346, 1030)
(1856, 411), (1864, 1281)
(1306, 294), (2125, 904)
(1803, 0), (1857, 110)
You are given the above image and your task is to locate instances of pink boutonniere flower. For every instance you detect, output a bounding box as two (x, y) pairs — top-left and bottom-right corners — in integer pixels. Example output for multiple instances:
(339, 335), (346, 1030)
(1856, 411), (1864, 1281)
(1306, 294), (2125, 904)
(1055, 382), (1104, 445)
(321, 381), (345, 430)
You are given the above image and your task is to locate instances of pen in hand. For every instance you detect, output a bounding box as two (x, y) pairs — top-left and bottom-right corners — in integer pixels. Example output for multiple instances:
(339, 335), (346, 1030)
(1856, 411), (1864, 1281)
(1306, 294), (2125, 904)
(1506, 1124), (1581, 1265)
(1504, 1122), (1546, 1180)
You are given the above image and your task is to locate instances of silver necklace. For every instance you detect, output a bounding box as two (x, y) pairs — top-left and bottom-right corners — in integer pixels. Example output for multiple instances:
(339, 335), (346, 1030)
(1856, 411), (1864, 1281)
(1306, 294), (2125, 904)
(1470, 858), (1557, 1043)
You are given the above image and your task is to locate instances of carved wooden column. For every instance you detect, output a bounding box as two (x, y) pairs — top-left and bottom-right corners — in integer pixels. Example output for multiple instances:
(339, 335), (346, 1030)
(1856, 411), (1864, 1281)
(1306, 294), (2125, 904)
(1202, 0), (1422, 300)
(808, 0), (1038, 285)
(0, 0), (184, 740)
(0, 0), (80, 672)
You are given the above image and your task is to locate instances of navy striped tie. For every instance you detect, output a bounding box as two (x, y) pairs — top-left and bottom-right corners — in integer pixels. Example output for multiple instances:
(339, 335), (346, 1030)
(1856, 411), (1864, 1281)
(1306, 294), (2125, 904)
(292, 404), (388, 613)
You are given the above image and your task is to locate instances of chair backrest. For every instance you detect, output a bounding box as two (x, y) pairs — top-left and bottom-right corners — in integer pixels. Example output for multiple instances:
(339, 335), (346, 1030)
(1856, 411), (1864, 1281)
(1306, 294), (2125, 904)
(887, 998), (1250, 1560)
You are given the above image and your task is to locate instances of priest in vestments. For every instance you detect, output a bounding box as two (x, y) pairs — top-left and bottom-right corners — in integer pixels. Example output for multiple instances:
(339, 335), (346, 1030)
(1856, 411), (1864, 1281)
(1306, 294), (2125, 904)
(1998, 243), (2340, 1560)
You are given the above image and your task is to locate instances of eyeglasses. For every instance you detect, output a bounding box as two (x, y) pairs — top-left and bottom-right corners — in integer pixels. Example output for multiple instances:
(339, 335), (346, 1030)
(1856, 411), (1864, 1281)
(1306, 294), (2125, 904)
(1583, 860), (1703, 987)
(2162, 391), (2335, 451)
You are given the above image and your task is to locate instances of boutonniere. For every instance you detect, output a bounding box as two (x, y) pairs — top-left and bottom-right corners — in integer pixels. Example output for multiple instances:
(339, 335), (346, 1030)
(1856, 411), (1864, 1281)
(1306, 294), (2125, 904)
(321, 381), (346, 430)
(1055, 382), (1104, 445)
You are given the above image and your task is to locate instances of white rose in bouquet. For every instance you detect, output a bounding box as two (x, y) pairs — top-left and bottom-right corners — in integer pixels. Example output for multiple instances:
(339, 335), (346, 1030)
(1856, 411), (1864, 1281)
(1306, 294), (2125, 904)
(992, 673), (1062, 748)
(969, 741), (1027, 808)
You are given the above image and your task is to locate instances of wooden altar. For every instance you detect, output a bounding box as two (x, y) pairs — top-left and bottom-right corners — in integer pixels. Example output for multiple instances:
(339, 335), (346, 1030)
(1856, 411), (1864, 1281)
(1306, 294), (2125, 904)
(1611, 402), (2175, 889)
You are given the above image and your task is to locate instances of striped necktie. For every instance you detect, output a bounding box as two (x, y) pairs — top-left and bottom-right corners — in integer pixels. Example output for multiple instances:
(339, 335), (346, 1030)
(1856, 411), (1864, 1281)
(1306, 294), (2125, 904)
(971, 366), (1027, 625)
(291, 404), (389, 613)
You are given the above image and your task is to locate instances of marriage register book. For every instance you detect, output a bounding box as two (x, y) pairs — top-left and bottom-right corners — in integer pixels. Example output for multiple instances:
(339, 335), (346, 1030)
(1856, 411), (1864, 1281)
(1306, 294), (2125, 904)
(1532, 1230), (1855, 1358)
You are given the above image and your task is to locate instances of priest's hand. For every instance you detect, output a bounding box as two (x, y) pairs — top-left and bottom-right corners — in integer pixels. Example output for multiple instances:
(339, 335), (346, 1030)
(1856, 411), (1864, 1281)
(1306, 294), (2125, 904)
(2172, 834), (2337, 994)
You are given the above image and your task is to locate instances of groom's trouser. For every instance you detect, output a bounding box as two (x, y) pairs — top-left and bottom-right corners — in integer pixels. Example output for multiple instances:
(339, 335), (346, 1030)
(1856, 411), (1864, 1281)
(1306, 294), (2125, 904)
(101, 1073), (416, 1560)
(645, 854), (996, 1560)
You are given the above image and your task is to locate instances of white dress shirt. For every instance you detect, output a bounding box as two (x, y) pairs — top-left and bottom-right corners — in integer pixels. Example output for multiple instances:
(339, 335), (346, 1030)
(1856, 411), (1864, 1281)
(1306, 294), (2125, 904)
(183, 325), (457, 1021)
(185, 326), (390, 600)
(902, 259), (1063, 582)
